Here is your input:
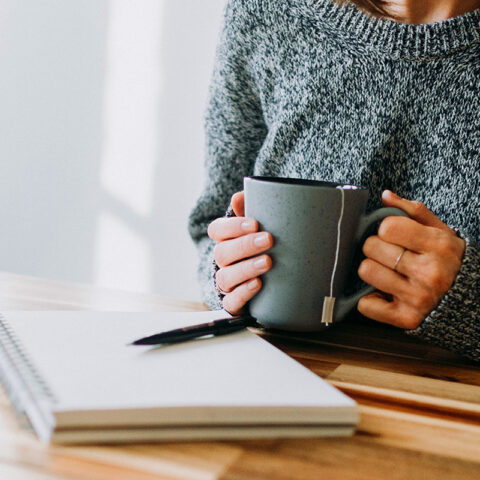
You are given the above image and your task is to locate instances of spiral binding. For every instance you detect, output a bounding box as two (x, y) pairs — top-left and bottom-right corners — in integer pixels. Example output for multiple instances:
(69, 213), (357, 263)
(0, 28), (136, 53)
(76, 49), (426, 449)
(0, 313), (56, 406)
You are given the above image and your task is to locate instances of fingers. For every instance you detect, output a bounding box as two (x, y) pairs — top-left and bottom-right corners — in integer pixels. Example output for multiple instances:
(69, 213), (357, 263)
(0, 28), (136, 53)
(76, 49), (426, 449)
(216, 254), (272, 293)
(209, 190), (268, 316)
(362, 234), (456, 293)
(358, 258), (411, 299)
(208, 216), (258, 242)
(231, 192), (245, 217)
(358, 192), (466, 330)
(214, 231), (273, 268)
(377, 216), (443, 253)
(207, 191), (249, 241)
(363, 235), (420, 276)
(360, 229), (464, 330)
(222, 278), (262, 315)
(358, 255), (444, 317)
(381, 190), (453, 232)
(378, 215), (466, 260)
(358, 293), (424, 330)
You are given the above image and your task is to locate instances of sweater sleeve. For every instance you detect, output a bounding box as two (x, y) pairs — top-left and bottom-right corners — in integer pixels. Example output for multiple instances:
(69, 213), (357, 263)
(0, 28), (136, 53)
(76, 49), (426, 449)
(406, 238), (480, 362)
(188, 0), (267, 309)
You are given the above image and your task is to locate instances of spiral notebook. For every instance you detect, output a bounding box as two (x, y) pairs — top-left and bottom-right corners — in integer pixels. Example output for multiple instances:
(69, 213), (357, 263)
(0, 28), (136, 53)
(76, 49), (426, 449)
(0, 310), (357, 444)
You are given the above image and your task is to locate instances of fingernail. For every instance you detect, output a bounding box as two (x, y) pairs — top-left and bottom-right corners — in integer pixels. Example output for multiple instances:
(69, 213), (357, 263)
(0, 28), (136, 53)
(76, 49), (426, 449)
(247, 279), (259, 290)
(254, 257), (267, 270)
(254, 233), (270, 247)
(241, 219), (255, 231)
(383, 190), (399, 199)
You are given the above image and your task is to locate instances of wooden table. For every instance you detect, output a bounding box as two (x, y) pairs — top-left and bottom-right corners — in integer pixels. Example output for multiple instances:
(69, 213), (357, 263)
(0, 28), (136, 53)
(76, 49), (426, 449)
(1, 271), (480, 479)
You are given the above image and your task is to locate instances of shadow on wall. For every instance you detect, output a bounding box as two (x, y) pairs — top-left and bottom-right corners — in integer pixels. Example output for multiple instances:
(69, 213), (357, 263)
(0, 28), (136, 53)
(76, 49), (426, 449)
(0, 0), (224, 301)
(95, 0), (222, 300)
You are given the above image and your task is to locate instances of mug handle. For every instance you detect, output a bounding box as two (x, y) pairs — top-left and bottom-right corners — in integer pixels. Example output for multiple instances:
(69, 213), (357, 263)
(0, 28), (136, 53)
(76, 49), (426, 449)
(333, 207), (408, 322)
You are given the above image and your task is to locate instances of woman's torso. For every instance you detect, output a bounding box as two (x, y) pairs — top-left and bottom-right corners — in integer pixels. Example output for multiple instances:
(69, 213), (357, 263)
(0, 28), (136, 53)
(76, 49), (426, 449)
(246, 1), (480, 240)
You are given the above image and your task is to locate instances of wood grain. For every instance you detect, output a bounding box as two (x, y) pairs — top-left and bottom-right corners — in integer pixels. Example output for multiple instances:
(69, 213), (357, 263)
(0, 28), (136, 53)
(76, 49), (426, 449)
(327, 364), (480, 417)
(1, 271), (480, 479)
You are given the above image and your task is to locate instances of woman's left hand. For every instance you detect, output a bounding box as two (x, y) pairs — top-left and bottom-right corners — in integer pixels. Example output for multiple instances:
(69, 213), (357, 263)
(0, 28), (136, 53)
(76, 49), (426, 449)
(357, 190), (466, 329)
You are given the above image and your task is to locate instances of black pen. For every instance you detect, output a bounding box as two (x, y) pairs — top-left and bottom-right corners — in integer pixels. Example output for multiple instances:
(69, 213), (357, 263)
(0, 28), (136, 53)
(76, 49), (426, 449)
(130, 315), (258, 346)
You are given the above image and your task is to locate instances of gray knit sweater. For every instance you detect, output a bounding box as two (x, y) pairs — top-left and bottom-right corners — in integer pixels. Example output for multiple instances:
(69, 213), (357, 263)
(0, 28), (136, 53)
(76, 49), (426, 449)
(188, 0), (480, 361)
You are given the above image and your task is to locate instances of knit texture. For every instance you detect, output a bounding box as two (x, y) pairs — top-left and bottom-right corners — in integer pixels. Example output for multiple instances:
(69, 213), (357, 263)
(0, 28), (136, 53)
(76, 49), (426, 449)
(188, 0), (480, 361)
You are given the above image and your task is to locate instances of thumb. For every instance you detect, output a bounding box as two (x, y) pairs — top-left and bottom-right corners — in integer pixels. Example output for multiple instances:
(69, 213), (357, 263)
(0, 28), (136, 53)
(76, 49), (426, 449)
(231, 191), (245, 217)
(382, 190), (452, 232)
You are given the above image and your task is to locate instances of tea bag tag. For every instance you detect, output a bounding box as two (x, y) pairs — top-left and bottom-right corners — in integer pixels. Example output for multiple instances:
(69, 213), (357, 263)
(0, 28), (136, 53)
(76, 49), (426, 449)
(322, 296), (336, 326)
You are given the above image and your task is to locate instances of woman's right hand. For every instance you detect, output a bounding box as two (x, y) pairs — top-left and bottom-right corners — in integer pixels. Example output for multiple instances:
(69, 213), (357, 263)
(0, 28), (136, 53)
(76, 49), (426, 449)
(207, 192), (273, 315)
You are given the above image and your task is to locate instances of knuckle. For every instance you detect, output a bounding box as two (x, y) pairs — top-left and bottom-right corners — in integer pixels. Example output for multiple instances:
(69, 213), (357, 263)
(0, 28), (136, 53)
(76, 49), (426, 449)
(388, 309), (405, 327)
(357, 296), (368, 315)
(222, 278), (261, 315)
(239, 278), (261, 303)
(411, 201), (427, 217)
(240, 233), (256, 255)
(424, 261), (449, 292)
(239, 259), (253, 279)
(362, 235), (377, 256)
(222, 292), (242, 315)
(207, 219), (220, 240)
(236, 286), (250, 305)
(221, 296), (237, 315)
(401, 311), (423, 330)
(208, 217), (244, 242)
(435, 235), (456, 257)
(358, 259), (375, 280)
(409, 289), (432, 310)
(215, 269), (228, 292)
(213, 243), (227, 268)
(378, 217), (398, 241)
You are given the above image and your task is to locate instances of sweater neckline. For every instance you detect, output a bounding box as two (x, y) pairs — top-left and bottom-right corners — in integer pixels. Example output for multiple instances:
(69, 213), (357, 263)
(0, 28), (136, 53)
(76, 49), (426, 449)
(294, 0), (480, 59)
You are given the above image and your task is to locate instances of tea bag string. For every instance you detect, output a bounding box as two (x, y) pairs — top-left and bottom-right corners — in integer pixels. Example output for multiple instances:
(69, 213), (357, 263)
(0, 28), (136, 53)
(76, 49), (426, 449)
(330, 186), (345, 296)
(321, 186), (345, 325)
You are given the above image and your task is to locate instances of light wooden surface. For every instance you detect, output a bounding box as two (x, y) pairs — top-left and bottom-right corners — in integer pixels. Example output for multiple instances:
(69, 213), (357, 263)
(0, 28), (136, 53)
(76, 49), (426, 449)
(1, 271), (480, 479)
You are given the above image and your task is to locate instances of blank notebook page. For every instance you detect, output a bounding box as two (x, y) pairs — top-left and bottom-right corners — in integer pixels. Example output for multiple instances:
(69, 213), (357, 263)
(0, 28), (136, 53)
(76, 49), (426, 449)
(2, 310), (356, 424)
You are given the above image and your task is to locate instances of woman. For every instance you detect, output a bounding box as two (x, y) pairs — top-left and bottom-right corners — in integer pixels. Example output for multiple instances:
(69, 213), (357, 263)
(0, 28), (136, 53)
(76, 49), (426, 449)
(188, 0), (480, 360)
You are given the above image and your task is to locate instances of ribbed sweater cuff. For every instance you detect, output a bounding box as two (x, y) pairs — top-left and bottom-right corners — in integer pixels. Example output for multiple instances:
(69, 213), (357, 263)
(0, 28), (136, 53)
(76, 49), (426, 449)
(406, 239), (480, 362)
(211, 206), (237, 308)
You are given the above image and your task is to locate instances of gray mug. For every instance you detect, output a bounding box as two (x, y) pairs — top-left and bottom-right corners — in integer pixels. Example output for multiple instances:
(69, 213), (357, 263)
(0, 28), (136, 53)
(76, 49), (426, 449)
(244, 176), (407, 331)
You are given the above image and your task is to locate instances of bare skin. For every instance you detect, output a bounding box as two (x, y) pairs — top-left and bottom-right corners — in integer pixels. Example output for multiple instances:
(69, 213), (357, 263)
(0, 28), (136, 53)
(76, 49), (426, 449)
(208, 192), (273, 315)
(381, 0), (480, 23)
(208, 191), (465, 327)
(357, 191), (465, 329)
(207, 0), (473, 323)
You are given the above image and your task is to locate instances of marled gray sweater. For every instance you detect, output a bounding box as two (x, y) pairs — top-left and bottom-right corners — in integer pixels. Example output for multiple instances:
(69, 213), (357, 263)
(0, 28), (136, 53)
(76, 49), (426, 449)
(188, 0), (480, 361)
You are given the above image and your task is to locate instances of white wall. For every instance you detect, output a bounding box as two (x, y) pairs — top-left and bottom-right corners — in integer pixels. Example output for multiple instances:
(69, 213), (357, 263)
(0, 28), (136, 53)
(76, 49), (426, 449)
(0, 0), (225, 301)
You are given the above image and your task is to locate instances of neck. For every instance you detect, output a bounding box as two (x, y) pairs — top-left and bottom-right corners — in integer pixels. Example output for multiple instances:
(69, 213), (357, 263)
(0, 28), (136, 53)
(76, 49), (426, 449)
(382, 0), (480, 23)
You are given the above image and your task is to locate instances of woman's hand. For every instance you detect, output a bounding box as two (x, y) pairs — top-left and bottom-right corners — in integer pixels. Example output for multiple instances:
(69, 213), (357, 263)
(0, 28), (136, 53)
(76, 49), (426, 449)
(207, 192), (273, 315)
(358, 190), (466, 329)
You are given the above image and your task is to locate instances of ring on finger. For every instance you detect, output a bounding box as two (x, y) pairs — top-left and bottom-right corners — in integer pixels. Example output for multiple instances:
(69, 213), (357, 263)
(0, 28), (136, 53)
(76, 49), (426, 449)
(214, 271), (231, 297)
(393, 248), (406, 272)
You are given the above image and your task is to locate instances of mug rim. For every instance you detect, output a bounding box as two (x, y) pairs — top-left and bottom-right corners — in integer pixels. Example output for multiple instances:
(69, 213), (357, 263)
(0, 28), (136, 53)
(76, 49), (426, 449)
(245, 176), (367, 191)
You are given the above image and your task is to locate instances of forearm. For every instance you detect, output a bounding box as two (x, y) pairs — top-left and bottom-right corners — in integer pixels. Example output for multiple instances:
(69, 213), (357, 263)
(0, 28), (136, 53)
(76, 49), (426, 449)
(188, 0), (266, 308)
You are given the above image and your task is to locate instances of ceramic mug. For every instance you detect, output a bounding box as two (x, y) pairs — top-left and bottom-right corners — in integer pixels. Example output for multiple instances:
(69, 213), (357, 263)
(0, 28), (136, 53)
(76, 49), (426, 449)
(244, 176), (407, 331)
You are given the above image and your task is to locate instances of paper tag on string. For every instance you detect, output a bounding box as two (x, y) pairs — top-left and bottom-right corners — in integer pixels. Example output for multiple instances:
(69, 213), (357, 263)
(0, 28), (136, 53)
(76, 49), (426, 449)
(322, 296), (336, 325)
